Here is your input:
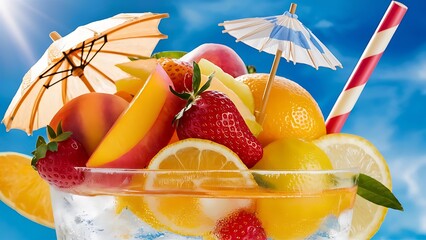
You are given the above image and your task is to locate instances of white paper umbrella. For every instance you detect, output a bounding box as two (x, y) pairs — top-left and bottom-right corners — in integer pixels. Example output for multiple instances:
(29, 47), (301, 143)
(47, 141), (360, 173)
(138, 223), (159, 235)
(3, 13), (168, 134)
(219, 3), (342, 123)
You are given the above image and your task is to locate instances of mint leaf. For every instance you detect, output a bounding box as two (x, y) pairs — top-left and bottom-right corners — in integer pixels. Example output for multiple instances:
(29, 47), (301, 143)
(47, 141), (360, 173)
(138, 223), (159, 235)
(252, 173), (275, 189)
(357, 173), (403, 211)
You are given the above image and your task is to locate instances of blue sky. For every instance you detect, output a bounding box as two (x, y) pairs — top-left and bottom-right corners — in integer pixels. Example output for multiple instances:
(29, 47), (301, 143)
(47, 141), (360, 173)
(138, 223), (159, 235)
(0, 0), (425, 239)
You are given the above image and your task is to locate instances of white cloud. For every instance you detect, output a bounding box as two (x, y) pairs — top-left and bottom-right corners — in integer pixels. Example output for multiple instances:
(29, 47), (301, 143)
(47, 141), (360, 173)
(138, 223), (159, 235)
(314, 19), (334, 29)
(389, 155), (426, 233)
(173, 0), (281, 32)
(376, 46), (426, 88)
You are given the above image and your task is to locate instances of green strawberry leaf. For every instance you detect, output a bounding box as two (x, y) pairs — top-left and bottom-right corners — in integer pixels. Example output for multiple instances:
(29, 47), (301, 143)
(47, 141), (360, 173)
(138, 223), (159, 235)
(198, 71), (214, 94)
(33, 144), (47, 162)
(357, 173), (403, 211)
(47, 142), (58, 152)
(192, 62), (201, 94)
(53, 131), (72, 142)
(169, 86), (191, 100)
(36, 136), (46, 148)
(31, 157), (38, 170)
(56, 121), (63, 135)
(47, 125), (56, 139)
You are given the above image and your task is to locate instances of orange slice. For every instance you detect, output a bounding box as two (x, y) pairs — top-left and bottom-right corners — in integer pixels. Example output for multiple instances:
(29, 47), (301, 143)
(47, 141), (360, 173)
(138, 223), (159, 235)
(314, 133), (391, 239)
(118, 139), (256, 237)
(0, 152), (54, 228)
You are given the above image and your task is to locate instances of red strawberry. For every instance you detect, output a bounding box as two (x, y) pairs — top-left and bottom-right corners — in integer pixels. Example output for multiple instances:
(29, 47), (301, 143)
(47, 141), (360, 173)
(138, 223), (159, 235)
(31, 123), (88, 189)
(157, 57), (193, 93)
(213, 210), (267, 240)
(171, 62), (263, 168)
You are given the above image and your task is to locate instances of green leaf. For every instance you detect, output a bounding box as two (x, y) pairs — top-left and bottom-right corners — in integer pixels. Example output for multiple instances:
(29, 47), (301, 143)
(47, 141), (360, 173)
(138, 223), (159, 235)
(253, 173), (275, 189)
(47, 142), (58, 152)
(33, 144), (47, 161)
(31, 157), (38, 170)
(53, 131), (72, 142)
(192, 61), (201, 94)
(169, 86), (191, 100)
(36, 136), (46, 148)
(198, 71), (215, 94)
(247, 65), (257, 74)
(151, 51), (187, 59)
(56, 121), (63, 135)
(128, 56), (150, 61)
(357, 173), (403, 211)
(46, 125), (56, 139)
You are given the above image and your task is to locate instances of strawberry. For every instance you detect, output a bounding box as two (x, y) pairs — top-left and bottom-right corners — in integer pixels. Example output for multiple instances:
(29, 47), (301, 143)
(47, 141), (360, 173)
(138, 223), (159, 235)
(213, 210), (267, 240)
(171, 62), (263, 168)
(157, 57), (193, 93)
(31, 123), (88, 189)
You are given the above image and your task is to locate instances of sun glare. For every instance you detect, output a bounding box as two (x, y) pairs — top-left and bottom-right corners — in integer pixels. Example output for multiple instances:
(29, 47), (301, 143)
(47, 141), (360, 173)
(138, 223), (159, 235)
(0, 0), (36, 63)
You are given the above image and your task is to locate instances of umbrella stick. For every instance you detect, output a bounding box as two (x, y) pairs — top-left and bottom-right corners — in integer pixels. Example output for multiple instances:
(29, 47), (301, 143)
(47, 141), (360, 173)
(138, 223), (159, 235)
(49, 31), (95, 92)
(256, 49), (282, 125)
(256, 3), (297, 125)
(50, 31), (61, 41)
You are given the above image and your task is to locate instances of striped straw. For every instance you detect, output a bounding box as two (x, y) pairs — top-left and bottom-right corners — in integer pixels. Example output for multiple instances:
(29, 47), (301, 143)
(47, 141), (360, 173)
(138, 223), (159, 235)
(326, 1), (407, 134)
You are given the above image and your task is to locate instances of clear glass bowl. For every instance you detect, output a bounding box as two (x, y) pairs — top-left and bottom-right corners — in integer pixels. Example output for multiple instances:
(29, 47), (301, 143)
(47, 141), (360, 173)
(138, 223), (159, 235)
(49, 168), (359, 240)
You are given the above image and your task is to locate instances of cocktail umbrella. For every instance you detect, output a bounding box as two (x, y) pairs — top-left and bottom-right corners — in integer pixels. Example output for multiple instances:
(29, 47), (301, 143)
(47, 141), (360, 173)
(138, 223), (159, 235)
(219, 3), (342, 124)
(3, 13), (168, 134)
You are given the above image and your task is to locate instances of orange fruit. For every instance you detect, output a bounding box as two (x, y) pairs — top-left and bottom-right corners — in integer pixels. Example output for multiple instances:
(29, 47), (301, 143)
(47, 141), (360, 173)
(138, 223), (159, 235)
(0, 152), (54, 228)
(236, 74), (326, 146)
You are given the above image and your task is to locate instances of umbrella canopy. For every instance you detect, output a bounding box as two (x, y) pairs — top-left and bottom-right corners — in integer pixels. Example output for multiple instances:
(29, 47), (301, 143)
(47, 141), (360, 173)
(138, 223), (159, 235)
(219, 9), (342, 70)
(219, 3), (342, 124)
(3, 12), (168, 134)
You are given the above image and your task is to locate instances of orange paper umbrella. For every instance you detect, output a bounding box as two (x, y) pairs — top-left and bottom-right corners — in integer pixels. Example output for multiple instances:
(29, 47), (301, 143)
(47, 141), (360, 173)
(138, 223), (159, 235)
(3, 13), (168, 134)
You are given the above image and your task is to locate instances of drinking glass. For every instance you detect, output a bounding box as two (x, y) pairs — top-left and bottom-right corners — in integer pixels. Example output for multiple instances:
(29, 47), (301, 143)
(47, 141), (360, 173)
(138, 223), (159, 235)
(50, 168), (359, 240)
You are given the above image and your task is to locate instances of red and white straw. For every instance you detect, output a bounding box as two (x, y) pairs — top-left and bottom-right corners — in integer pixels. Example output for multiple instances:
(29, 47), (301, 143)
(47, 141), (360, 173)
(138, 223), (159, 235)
(326, 1), (407, 134)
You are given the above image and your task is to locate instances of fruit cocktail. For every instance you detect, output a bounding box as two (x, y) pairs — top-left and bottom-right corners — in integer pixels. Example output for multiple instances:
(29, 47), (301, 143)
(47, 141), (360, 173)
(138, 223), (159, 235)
(0, 13), (402, 240)
(33, 54), (359, 239)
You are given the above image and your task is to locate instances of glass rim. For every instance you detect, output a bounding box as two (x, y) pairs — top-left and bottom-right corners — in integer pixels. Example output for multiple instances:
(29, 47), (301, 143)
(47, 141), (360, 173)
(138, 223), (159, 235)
(75, 167), (360, 175)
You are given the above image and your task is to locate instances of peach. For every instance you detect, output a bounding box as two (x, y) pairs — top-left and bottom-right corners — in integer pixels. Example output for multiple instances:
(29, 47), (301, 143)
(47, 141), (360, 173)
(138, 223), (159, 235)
(180, 43), (248, 78)
(49, 93), (129, 156)
(86, 64), (183, 169)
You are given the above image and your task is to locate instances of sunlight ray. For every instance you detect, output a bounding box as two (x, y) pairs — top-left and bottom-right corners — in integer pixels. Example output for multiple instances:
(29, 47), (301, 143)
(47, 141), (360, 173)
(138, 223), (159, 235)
(0, 0), (36, 63)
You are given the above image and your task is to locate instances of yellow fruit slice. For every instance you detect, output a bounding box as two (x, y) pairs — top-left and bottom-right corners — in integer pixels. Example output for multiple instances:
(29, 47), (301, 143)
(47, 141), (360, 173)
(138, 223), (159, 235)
(198, 58), (255, 113)
(116, 58), (157, 82)
(313, 133), (391, 239)
(0, 152), (54, 228)
(143, 139), (255, 236)
(253, 138), (349, 239)
(115, 76), (146, 96)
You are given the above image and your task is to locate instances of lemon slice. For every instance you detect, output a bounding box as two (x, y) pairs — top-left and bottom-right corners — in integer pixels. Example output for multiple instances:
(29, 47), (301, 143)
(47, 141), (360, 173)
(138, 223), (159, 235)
(143, 138), (255, 236)
(313, 133), (391, 239)
(0, 152), (54, 228)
